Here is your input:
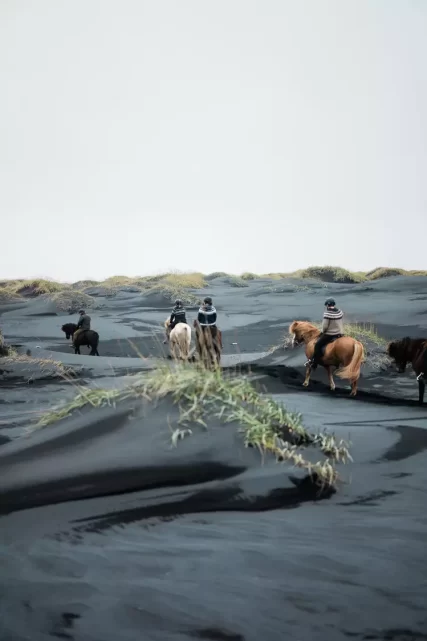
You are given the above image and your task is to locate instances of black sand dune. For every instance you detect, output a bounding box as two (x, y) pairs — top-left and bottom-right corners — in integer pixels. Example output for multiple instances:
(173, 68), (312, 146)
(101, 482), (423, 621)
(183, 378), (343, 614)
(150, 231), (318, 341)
(1, 275), (427, 640)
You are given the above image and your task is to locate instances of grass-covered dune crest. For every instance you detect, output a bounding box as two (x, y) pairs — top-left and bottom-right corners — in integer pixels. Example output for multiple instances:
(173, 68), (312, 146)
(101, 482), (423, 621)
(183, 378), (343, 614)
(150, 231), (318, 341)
(0, 266), (426, 304)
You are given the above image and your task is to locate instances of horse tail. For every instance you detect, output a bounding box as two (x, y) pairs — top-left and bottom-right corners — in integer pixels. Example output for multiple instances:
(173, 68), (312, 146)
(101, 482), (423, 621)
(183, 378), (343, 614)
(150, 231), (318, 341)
(336, 340), (365, 380)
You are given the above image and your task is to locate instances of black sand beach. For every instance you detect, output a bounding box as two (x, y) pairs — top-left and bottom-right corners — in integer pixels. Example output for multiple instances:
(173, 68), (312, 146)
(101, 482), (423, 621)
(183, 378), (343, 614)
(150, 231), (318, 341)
(1, 274), (427, 640)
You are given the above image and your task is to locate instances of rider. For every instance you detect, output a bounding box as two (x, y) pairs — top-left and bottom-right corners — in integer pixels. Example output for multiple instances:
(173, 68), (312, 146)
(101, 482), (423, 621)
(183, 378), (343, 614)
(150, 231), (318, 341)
(197, 296), (217, 328)
(75, 309), (91, 339)
(306, 298), (344, 370)
(164, 299), (187, 343)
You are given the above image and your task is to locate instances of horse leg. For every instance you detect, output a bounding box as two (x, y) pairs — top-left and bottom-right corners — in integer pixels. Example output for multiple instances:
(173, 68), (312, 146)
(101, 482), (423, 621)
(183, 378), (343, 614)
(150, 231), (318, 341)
(350, 378), (358, 397)
(302, 363), (312, 387)
(326, 366), (335, 391)
(418, 377), (425, 404)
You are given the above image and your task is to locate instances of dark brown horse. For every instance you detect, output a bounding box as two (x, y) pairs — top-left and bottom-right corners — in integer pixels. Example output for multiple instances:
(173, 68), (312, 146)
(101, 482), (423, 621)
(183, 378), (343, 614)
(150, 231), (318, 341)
(387, 337), (427, 404)
(61, 323), (100, 356)
(193, 320), (222, 369)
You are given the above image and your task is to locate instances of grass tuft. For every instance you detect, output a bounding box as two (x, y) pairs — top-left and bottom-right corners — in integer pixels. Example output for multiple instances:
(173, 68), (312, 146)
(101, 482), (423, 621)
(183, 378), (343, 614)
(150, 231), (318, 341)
(37, 362), (352, 488)
(48, 290), (98, 313)
(227, 276), (249, 288)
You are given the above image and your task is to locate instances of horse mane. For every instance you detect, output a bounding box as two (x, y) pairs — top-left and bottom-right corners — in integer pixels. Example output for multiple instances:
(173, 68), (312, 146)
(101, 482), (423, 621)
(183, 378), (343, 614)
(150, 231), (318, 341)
(387, 336), (427, 360)
(289, 320), (319, 337)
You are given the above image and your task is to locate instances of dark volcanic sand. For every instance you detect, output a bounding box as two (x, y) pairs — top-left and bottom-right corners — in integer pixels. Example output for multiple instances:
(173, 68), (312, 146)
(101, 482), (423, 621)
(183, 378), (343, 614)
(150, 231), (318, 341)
(1, 275), (427, 640)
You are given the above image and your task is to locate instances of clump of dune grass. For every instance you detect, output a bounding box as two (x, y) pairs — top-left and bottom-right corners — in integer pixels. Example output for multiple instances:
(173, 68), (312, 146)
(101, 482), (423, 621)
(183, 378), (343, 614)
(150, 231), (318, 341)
(365, 267), (427, 280)
(205, 272), (230, 281)
(3, 279), (69, 297)
(1, 352), (77, 379)
(101, 275), (136, 287)
(240, 272), (258, 280)
(299, 266), (365, 284)
(37, 362), (351, 488)
(48, 290), (98, 313)
(144, 271), (207, 305)
(71, 279), (100, 289)
(227, 276), (249, 288)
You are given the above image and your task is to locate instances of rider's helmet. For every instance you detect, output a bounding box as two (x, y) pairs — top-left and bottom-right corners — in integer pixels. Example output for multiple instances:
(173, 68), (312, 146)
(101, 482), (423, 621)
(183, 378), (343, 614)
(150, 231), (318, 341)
(324, 298), (336, 307)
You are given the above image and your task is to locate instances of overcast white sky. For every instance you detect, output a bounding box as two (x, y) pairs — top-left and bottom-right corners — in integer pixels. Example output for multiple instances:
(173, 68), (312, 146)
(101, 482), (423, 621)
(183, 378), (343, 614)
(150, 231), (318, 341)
(1, 0), (426, 282)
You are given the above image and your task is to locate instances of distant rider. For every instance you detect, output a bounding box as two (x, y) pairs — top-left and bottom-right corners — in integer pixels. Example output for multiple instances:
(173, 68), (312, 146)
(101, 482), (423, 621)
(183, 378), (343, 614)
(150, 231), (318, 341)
(164, 299), (187, 343)
(306, 298), (344, 370)
(75, 309), (91, 339)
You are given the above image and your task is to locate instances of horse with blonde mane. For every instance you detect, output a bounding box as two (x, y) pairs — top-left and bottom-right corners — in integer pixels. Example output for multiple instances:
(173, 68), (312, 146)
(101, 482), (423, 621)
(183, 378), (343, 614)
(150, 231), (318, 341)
(164, 317), (192, 361)
(289, 320), (365, 396)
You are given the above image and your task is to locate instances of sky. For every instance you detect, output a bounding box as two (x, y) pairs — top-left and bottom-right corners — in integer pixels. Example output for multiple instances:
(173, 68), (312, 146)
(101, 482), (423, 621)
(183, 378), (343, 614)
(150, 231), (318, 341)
(1, 0), (426, 282)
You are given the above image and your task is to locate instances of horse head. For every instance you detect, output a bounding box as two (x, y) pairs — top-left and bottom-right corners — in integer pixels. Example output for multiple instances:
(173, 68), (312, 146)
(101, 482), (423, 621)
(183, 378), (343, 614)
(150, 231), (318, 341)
(289, 320), (318, 347)
(61, 323), (77, 340)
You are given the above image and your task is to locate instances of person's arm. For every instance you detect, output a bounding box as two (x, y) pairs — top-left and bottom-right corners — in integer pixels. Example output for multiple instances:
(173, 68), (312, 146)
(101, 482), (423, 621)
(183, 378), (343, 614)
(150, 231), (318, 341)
(197, 308), (204, 323)
(322, 314), (329, 333)
(77, 317), (83, 329)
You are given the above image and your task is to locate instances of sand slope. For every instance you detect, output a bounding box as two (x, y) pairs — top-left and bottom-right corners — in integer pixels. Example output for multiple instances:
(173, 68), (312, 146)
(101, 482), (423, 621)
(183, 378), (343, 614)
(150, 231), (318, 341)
(1, 275), (427, 640)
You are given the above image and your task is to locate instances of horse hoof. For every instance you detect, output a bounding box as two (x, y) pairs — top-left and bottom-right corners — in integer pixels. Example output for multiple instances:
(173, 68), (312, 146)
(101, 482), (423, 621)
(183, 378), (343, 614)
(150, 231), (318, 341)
(302, 382), (309, 387)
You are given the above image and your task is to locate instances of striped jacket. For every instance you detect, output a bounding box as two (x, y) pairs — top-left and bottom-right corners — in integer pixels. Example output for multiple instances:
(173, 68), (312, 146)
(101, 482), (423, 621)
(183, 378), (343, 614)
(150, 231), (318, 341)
(322, 307), (344, 336)
(197, 305), (217, 326)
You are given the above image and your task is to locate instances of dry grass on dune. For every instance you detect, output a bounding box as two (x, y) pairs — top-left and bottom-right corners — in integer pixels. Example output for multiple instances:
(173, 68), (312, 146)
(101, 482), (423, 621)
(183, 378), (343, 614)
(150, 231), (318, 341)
(1, 266), (425, 303)
(36, 361), (351, 488)
(47, 290), (98, 313)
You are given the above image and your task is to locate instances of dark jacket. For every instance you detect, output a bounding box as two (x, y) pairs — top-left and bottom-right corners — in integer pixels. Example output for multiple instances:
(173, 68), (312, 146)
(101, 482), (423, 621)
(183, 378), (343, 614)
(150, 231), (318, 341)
(170, 306), (187, 325)
(77, 314), (91, 331)
(197, 304), (217, 326)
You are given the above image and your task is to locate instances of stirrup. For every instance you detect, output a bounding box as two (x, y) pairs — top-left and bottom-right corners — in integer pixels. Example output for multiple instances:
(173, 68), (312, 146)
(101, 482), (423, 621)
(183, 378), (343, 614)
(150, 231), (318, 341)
(417, 372), (424, 381)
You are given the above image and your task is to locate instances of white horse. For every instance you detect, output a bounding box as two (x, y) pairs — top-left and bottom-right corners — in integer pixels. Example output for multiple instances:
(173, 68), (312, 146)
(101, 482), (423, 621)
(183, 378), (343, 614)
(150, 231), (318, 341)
(164, 318), (192, 360)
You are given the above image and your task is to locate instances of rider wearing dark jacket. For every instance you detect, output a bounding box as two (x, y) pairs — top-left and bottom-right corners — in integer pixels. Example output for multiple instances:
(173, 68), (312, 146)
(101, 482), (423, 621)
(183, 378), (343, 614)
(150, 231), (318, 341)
(197, 297), (217, 326)
(164, 300), (187, 343)
(170, 300), (187, 329)
(77, 310), (91, 331)
(307, 298), (344, 370)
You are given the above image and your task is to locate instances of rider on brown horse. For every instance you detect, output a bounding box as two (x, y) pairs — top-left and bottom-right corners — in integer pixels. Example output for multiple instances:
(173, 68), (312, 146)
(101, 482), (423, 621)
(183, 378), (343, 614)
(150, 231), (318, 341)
(197, 296), (217, 330)
(164, 299), (187, 344)
(306, 298), (344, 370)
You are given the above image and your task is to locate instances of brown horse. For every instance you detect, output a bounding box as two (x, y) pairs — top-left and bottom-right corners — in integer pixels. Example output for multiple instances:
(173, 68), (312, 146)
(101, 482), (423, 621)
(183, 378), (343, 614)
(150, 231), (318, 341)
(61, 323), (100, 356)
(193, 320), (222, 369)
(386, 337), (427, 404)
(289, 320), (365, 396)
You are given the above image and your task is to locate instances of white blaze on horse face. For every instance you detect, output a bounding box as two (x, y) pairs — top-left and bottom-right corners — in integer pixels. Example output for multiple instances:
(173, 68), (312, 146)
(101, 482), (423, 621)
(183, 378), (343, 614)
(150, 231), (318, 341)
(291, 333), (297, 347)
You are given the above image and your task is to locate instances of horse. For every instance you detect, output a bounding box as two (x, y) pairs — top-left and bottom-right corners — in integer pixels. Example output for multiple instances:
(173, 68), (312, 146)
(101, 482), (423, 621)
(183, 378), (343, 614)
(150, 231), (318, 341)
(164, 318), (192, 360)
(289, 320), (365, 396)
(193, 320), (222, 369)
(61, 323), (100, 356)
(386, 337), (427, 404)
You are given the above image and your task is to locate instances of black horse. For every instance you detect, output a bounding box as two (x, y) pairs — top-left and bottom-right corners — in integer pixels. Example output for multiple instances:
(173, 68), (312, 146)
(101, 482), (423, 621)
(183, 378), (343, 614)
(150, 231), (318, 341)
(61, 323), (100, 356)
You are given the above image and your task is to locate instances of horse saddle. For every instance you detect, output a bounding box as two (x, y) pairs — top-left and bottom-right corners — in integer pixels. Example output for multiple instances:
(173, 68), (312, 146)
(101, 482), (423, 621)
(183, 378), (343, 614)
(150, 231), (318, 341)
(321, 334), (342, 355)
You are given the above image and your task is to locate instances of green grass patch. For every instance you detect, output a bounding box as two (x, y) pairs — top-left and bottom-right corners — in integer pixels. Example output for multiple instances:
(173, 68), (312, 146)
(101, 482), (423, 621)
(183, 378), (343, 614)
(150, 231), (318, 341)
(37, 362), (352, 488)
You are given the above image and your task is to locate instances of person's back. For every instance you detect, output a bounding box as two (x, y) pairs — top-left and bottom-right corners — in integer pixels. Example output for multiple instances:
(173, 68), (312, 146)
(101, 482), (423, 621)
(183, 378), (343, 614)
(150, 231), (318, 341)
(170, 300), (187, 326)
(77, 310), (91, 332)
(322, 304), (344, 335)
(307, 298), (344, 369)
(197, 297), (217, 327)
